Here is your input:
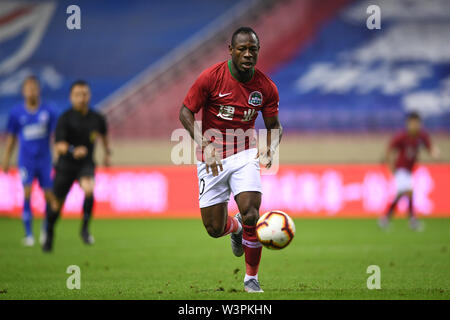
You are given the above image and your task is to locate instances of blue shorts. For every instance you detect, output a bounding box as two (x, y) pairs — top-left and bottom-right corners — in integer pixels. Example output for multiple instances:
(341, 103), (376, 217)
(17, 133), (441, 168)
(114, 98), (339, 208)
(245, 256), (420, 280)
(18, 158), (53, 189)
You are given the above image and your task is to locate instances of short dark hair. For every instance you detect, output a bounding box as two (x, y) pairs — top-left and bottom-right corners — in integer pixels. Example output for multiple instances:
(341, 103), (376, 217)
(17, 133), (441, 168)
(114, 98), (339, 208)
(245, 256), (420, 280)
(22, 75), (39, 88)
(70, 79), (89, 93)
(407, 111), (421, 121)
(231, 26), (259, 47)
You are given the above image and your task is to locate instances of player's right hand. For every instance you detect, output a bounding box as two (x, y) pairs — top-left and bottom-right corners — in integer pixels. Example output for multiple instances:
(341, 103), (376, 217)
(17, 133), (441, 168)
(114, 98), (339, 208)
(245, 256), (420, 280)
(204, 143), (223, 177)
(431, 146), (441, 159)
(73, 146), (88, 159)
(256, 145), (273, 168)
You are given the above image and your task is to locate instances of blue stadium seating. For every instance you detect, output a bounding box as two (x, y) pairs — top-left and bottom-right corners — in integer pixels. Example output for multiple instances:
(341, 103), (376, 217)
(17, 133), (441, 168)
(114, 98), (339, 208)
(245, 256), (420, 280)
(0, 0), (242, 129)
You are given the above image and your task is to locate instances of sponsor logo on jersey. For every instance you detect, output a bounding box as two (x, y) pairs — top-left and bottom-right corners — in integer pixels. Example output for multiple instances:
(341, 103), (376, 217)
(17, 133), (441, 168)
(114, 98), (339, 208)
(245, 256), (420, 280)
(242, 108), (256, 122)
(217, 105), (235, 120)
(22, 123), (47, 140)
(248, 91), (262, 106)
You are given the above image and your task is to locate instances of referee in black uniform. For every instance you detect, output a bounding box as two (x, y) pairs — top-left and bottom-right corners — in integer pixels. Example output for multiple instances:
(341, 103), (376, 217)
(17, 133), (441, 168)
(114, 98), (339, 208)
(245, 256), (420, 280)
(43, 80), (111, 252)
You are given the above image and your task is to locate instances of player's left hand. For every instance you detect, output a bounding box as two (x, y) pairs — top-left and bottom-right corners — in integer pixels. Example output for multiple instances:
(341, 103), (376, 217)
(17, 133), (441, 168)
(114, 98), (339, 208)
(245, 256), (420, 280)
(431, 146), (441, 159)
(256, 146), (273, 169)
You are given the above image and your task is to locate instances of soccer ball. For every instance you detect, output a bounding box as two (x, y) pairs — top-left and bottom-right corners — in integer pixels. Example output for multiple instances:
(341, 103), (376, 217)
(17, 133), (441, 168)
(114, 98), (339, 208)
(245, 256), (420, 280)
(256, 210), (295, 249)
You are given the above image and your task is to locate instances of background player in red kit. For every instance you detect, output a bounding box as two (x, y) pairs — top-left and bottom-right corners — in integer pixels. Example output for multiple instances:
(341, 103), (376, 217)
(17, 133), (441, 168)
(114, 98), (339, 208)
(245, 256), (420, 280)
(379, 112), (440, 231)
(179, 27), (282, 292)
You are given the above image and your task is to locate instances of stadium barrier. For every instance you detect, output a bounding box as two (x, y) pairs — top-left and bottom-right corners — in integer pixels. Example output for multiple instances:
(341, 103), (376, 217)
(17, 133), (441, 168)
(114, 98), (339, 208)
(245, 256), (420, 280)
(0, 164), (449, 218)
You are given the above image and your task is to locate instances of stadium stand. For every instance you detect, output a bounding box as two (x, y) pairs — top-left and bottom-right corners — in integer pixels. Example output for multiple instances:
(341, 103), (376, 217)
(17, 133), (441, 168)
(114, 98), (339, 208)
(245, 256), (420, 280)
(1, 0), (449, 136)
(271, 0), (450, 132)
(101, 0), (351, 138)
(0, 0), (244, 129)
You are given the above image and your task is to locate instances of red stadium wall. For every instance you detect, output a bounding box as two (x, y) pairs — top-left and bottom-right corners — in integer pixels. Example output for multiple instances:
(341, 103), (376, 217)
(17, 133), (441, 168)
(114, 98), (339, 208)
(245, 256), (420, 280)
(1, 164), (449, 218)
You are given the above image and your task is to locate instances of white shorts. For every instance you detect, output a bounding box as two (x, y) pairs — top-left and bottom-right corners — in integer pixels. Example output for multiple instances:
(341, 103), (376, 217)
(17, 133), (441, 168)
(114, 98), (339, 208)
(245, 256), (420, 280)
(394, 168), (413, 194)
(197, 148), (262, 208)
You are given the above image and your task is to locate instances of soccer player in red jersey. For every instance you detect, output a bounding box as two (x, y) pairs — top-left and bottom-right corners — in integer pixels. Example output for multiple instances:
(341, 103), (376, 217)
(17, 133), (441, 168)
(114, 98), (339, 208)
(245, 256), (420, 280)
(379, 112), (439, 231)
(179, 27), (282, 292)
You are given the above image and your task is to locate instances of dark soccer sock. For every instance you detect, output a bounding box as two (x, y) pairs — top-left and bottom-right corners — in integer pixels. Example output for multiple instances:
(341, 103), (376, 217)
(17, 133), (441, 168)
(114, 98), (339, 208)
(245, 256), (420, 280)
(82, 195), (94, 233)
(386, 195), (401, 218)
(42, 202), (49, 232)
(23, 198), (33, 237)
(408, 195), (414, 219)
(45, 203), (59, 236)
(242, 224), (262, 278)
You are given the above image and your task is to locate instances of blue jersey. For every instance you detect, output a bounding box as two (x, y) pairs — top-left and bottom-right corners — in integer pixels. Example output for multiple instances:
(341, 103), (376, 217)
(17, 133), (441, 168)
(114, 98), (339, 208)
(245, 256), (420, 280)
(6, 103), (57, 166)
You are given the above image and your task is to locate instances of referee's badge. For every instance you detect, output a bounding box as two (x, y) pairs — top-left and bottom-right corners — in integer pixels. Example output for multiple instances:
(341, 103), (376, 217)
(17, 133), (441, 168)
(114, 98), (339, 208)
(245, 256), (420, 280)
(248, 91), (263, 106)
(90, 131), (98, 142)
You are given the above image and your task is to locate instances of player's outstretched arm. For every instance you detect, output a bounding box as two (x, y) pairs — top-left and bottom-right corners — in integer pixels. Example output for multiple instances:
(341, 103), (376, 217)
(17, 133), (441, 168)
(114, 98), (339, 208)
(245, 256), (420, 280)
(1, 134), (17, 172)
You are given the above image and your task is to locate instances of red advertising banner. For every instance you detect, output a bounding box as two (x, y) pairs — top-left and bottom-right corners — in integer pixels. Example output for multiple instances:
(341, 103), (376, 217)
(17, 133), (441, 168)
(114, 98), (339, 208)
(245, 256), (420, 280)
(0, 164), (449, 218)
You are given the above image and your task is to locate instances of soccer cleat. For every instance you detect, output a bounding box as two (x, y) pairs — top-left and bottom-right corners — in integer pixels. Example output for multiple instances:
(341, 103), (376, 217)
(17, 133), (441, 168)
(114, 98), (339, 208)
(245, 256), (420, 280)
(81, 230), (95, 245)
(42, 234), (53, 253)
(244, 278), (264, 293)
(378, 216), (390, 230)
(231, 213), (243, 257)
(22, 235), (35, 247)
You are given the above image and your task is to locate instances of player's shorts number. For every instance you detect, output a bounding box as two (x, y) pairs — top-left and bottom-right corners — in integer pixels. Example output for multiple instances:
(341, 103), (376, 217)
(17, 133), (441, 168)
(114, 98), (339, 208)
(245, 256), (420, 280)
(199, 178), (205, 195)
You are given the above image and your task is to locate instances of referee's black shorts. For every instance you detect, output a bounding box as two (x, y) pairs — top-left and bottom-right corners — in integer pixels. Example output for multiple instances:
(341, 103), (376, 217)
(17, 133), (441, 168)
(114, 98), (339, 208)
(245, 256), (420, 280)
(53, 162), (95, 200)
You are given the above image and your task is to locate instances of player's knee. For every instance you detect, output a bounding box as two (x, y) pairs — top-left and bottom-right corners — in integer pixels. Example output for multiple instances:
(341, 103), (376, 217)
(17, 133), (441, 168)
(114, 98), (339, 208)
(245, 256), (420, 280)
(81, 184), (94, 197)
(205, 224), (223, 238)
(84, 188), (94, 197)
(80, 180), (94, 197)
(241, 207), (259, 226)
(23, 187), (32, 199)
(44, 190), (55, 203)
(51, 198), (63, 212)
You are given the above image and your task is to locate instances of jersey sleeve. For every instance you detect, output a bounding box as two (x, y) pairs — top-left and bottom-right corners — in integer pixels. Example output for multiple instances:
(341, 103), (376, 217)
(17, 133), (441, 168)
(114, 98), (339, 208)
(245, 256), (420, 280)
(183, 69), (210, 113)
(98, 113), (107, 135)
(388, 133), (403, 150)
(54, 113), (68, 142)
(6, 110), (19, 136)
(261, 81), (279, 118)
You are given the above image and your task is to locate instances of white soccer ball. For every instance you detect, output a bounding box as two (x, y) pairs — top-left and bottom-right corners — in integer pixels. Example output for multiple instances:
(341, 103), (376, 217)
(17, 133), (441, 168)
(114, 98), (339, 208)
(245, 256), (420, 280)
(256, 210), (296, 249)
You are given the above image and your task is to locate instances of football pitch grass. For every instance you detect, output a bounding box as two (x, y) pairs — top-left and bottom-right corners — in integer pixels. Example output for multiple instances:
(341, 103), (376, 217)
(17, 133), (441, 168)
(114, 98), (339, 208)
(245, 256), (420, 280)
(0, 217), (449, 300)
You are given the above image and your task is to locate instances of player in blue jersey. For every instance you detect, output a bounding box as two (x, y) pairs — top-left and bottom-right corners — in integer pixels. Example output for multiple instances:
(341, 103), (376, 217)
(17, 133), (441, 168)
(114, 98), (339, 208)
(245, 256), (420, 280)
(2, 76), (57, 246)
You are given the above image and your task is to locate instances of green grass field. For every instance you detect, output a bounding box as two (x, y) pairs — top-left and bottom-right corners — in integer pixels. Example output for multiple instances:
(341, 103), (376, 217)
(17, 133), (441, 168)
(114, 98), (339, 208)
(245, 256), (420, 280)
(0, 217), (449, 300)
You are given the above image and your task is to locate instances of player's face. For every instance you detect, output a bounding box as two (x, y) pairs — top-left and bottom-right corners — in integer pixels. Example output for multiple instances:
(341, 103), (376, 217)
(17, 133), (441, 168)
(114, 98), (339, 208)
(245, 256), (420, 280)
(70, 85), (91, 110)
(407, 118), (421, 135)
(229, 33), (259, 74)
(22, 79), (40, 105)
